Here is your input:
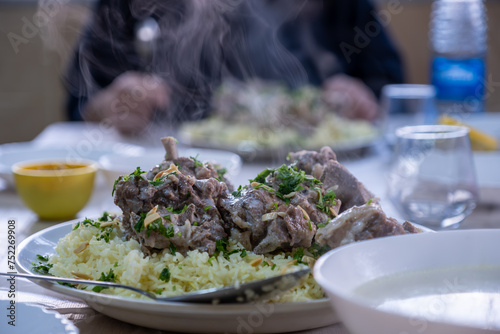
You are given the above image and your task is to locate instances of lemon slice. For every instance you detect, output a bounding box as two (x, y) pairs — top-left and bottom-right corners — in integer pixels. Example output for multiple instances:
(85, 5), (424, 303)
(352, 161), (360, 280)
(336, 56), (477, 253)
(438, 115), (499, 151)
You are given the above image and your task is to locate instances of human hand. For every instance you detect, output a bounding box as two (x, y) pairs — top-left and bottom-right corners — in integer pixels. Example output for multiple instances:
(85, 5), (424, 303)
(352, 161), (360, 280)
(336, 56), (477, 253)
(83, 72), (170, 135)
(322, 74), (379, 121)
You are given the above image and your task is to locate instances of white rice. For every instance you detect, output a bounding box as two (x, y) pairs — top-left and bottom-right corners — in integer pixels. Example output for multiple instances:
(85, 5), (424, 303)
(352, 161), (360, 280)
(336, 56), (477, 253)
(48, 220), (324, 302)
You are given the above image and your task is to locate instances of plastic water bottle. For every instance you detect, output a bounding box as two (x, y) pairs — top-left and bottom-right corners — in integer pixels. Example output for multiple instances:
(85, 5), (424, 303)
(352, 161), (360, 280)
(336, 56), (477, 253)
(430, 0), (487, 116)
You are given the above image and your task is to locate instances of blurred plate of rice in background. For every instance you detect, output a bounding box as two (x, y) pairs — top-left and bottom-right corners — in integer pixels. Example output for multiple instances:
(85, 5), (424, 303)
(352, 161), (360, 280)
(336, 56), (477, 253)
(179, 80), (381, 161)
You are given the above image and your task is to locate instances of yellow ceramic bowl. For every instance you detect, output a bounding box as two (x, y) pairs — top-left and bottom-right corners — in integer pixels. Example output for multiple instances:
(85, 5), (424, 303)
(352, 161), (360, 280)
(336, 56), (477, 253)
(12, 159), (98, 220)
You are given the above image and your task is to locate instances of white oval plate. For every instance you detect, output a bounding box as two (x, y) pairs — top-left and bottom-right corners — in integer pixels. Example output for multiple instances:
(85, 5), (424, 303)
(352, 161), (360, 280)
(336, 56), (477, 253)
(16, 220), (337, 333)
(0, 300), (79, 334)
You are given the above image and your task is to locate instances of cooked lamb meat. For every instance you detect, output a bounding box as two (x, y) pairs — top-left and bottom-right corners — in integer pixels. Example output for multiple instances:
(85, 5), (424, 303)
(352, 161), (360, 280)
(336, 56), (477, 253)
(114, 147), (229, 255)
(131, 204), (227, 255)
(319, 160), (373, 212)
(315, 203), (412, 249)
(219, 164), (336, 254)
(145, 138), (232, 189)
(219, 186), (317, 254)
(114, 139), (420, 259)
(289, 146), (373, 212)
(288, 146), (337, 179)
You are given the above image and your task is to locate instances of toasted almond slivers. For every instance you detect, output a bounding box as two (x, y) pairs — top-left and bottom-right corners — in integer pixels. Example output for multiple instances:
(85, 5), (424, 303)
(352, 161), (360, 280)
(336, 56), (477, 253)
(329, 206), (338, 217)
(154, 164), (180, 180)
(71, 271), (93, 280)
(73, 242), (89, 254)
(287, 259), (298, 266)
(154, 170), (168, 180)
(280, 266), (291, 275)
(144, 212), (162, 228)
(147, 205), (158, 216)
(99, 221), (116, 228)
(297, 205), (310, 221)
(264, 259), (274, 266)
(277, 212), (286, 218)
(165, 163), (180, 174)
(250, 257), (263, 267)
(262, 212), (278, 221)
(250, 182), (260, 187)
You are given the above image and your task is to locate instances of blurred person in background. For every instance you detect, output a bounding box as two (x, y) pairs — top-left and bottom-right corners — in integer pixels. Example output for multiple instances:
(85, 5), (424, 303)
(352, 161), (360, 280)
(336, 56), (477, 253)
(65, 0), (404, 135)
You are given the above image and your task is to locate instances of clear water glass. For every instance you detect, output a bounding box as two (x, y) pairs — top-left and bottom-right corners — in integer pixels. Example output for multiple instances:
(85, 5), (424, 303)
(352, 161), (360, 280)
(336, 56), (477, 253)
(387, 125), (478, 229)
(381, 84), (438, 145)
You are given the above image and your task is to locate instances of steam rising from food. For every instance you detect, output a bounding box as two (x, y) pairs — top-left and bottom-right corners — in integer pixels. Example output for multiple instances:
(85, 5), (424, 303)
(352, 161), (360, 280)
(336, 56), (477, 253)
(67, 0), (326, 123)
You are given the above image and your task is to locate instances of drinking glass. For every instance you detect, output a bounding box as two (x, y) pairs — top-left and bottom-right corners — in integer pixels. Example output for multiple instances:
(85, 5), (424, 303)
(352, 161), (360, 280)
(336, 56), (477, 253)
(387, 125), (478, 229)
(381, 84), (438, 144)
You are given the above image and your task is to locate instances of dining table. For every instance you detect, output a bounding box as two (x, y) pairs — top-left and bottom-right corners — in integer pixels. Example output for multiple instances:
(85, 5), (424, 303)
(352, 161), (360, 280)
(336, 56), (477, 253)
(1, 114), (499, 334)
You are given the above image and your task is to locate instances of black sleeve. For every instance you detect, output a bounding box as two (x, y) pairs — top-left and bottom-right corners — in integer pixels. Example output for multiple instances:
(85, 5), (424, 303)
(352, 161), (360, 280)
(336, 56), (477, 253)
(64, 0), (141, 121)
(321, 0), (405, 97)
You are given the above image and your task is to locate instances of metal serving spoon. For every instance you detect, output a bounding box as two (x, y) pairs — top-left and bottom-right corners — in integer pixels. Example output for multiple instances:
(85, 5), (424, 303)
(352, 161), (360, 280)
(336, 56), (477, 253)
(1, 269), (310, 304)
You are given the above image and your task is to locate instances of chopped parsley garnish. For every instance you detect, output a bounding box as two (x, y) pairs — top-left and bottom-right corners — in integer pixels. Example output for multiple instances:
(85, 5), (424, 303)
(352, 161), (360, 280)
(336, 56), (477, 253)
(249, 168), (273, 184)
(112, 177), (121, 196)
(130, 166), (146, 177)
(292, 247), (305, 265)
(169, 243), (177, 255)
(249, 164), (320, 204)
(82, 218), (100, 228)
(213, 238), (245, 260)
(192, 222), (199, 226)
(166, 205), (188, 214)
(32, 261), (53, 275)
(307, 220), (312, 231)
(97, 227), (113, 243)
(146, 219), (175, 239)
(366, 198), (373, 205)
(99, 212), (110, 221)
(274, 164), (314, 196)
(307, 243), (330, 259)
(216, 238), (229, 253)
(164, 215), (171, 221)
(232, 185), (244, 197)
(37, 254), (49, 262)
(149, 179), (165, 186)
(32, 255), (52, 275)
(92, 269), (116, 293)
(315, 188), (337, 214)
(159, 268), (171, 282)
(112, 167), (146, 195)
(190, 154), (203, 168)
(216, 167), (227, 181)
(273, 202), (278, 210)
(271, 264), (277, 270)
(134, 213), (147, 233)
(203, 205), (211, 211)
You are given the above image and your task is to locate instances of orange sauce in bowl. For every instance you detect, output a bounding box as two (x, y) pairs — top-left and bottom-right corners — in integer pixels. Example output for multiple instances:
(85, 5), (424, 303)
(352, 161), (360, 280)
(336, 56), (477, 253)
(22, 163), (88, 171)
(13, 160), (98, 177)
